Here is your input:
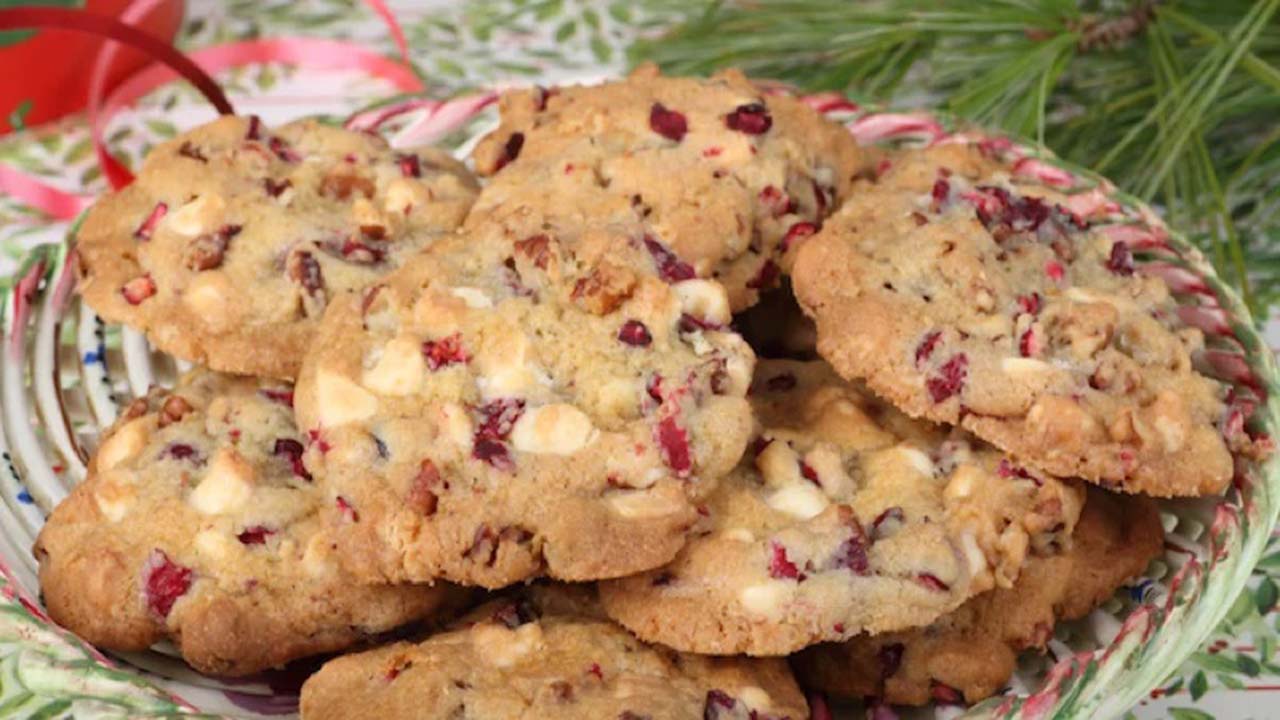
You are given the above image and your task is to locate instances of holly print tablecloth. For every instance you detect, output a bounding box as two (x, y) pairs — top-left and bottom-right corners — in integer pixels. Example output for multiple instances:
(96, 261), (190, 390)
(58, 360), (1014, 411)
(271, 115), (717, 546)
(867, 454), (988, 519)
(0, 2), (1276, 718)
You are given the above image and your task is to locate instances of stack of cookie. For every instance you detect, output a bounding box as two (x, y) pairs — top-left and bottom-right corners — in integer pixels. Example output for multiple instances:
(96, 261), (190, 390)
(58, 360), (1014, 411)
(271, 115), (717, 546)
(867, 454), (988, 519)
(39, 64), (1260, 718)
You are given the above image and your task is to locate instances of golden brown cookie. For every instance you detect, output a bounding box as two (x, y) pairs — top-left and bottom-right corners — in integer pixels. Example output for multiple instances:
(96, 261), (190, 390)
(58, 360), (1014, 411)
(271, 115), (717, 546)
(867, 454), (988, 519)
(34, 370), (444, 676)
(300, 586), (809, 720)
(598, 360), (1083, 655)
(793, 486), (1164, 705)
(469, 64), (865, 311)
(793, 143), (1236, 496)
(76, 115), (478, 379)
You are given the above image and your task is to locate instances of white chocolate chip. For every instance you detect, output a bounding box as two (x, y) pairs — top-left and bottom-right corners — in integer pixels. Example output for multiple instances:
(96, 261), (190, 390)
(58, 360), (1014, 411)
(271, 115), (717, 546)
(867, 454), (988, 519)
(362, 335), (425, 396)
(510, 404), (597, 455)
(720, 527), (756, 543)
(737, 687), (773, 713)
(673, 279), (732, 327)
(959, 531), (989, 577)
(383, 177), (424, 215)
(607, 490), (683, 519)
(471, 623), (544, 668)
(189, 448), (255, 515)
(315, 368), (379, 427)
(450, 286), (493, 309)
(944, 465), (983, 502)
(803, 446), (850, 498)
(765, 482), (830, 519)
(756, 440), (802, 488)
(165, 194), (225, 237)
(475, 331), (540, 398)
(352, 197), (388, 232)
(183, 272), (238, 331)
(898, 446), (935, 478)
(739, 581), (793, 619)
(1001, 356), (1054, 377)
(96, 418), (151, 472)
(92, 470), (136, 522)
(194, 529), (236, 562)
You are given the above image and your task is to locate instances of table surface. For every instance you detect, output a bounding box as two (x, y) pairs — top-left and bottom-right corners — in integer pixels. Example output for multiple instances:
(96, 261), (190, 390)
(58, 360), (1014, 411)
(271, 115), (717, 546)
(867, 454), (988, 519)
(0, 2), (1277, 718)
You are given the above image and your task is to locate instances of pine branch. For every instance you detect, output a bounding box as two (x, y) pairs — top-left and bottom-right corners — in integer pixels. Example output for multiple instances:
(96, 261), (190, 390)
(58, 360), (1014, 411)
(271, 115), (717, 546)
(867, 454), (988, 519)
(632, 0), (1280, 319)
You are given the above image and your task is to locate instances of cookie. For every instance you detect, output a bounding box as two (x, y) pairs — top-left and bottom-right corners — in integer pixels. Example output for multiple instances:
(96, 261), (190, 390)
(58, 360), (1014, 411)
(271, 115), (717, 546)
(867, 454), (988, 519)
(293, 227), (756, 588)
(76, 115), (479, 379)
(598, 360), (1084, 655)
(793, 486), (1164, 706)
(299, 585), (808, 720)
(34, 370), (444, 676)
(793, 143), (1236, 496)
(468, 63), (865, 311)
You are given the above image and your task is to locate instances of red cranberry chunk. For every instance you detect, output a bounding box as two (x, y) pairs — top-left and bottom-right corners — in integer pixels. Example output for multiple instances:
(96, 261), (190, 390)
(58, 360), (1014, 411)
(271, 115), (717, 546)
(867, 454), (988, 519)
(655, 415), (693, 477)
(259, 388), (294, 407)
(121, 275), (156, 305)
(422, 333), (470, 371)
(236, 526), (274, 545)
(178, 141), (207, 163)
(473, 437), (514, 472)
(263, 177), (292, 198)
(780, 222), (818, 253)
(1106, 241), (1135, 276)
(925, 353), (968, 403)
(870, 506), (904, 539)
(768, 541), (801, 580)
(643, 236), (696, 283)
(475, 398), (525, 440)
(339, 237), (387, 265)
(931, 177), (950, 207)
(268, 136), (301, 162)
(758, 185), (790, 218)
(931, 681), (965, 705)
(617, 320), (653, 347)
(649, 103), (688, 142)
(703, 690), (739, 718)
(1016, 292), (1042, 315)
(397, 153), (422, 178)
(724, 103), (772, 134)
(143, 549), (192, 618)
(832, 522), (870, 575)
(408, 459), (442, 515)
(1018, 326), (1041, 357)
(916, 572), (950, 592)
(161, 443), (202, 463)
(288, 251), (325, 298)
(494, 132), (525, 171)
(913, 330), (943, 367)
(245, 115), (263, 141)
(133, 202), (168, 240)
(274, 438), (311, 481)
(336, 496), (359, 522)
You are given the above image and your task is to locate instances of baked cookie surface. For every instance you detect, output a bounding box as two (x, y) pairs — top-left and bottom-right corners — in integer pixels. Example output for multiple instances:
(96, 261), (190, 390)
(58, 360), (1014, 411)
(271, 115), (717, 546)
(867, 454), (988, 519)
(294, 227), (755, 588)
(300, 586), (808, 720)
(76, 115), (478, 379)
(469, 64), (864, 311)
(793, 143), (1236, 496)
(793, 486), (1164, 705)
(34, 370), (444, 676)
(598, 360), (1083, 655)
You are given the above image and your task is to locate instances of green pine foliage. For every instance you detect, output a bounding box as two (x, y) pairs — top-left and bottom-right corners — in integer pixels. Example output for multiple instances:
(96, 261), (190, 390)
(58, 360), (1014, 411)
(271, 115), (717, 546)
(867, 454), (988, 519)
(632, 0), (1280, 319)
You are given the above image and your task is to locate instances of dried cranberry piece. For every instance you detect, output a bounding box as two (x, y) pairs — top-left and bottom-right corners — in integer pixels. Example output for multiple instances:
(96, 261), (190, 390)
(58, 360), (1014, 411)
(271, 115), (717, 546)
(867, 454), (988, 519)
(288, 251), (325, 298)
(724, 103), (772, 134)
(913, 330), (943, 367)
(185, 224), (241, 271)
(274, 438), (311, 481)
(143, 549), (192, 618)
(396, 153), (422, 178)
(493, 132), (525, 171)
(472, 399), (525, 472)
(643, 236), (696, 283)
(768, 541), (801, 580)
(133, 202), (168, 240)
(758, 185), (790, 218)
(1018, 326), (1041, 357)
(931, 177), (950, 208)
(422, 333), (470, 371)
(878, 642), (905, 679)
(617, 320), (652, 347)
(491, 597), (540, 629)
(268, 136), (301, 162)
(780, 221), (818, 253)
(925, 353), (968, 403)
(703, 690), (738, 719)
(832, 520), (870, 575)
(799, 462), (820, 485)
(765, 372), (797, 392)
(649, 103), (688, 142)
(931, 681), (964, 705)
(1016, 292), (1042, 315)
(259, 388), (294, 407)
(1105, 241), (1134, 276)
(655, 415), (693, 478)
(335, 236), (387, 265)
(750, 436), (772, 457)
(178, 141), (207, 163)
(916, 573), (950, 592)
(1044, 259), (1066, 282)
(336, 496), (359, 522)
(678, 313), (723, 334)
(236, 526), (274, 545)
(246, 115), (263, 141)
(746, 259), (780, 290)
(121, 275), (156, 305)
(646, 374), (665, 405)
(161, 443), (202, 463)
(263, 177), (292, 198)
